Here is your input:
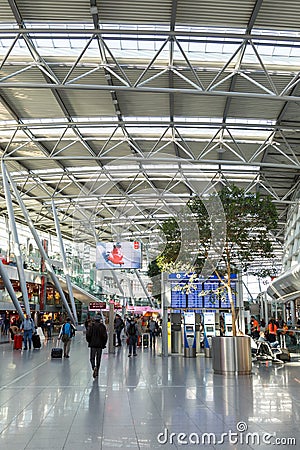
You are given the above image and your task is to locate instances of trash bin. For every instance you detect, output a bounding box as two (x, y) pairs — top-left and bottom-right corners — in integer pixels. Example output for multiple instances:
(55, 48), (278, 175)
(171, 330), (182, 353)
(212, 336), (252, 375)
(235, 336), (252, 375)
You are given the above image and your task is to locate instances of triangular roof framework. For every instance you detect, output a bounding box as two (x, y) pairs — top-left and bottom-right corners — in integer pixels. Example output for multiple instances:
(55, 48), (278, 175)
(1, 0), (300, 272)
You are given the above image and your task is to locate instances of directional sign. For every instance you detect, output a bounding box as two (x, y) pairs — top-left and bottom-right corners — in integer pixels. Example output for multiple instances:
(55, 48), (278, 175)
(89, 301), (106, 311)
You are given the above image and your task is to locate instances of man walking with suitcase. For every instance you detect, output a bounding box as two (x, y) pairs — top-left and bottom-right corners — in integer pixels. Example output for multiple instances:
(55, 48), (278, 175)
(58, 317), (75, 358)
(20, 314), (35, 350)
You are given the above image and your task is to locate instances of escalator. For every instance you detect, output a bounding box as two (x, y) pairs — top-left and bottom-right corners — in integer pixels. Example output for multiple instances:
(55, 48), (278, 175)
(56, 275), (104, 307)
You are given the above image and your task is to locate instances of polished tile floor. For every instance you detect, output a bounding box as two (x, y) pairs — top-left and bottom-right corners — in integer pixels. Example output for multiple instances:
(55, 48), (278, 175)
(0, 332), (299, 449)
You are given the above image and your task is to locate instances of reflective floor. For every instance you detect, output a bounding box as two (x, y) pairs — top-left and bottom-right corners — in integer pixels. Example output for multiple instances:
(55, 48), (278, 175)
(0, 332), (299, 449)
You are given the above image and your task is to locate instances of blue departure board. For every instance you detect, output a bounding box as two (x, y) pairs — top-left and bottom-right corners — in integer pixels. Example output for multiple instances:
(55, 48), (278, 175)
(170, 273), (237, 309)
(220, 282), (236, 308)
(203, 280), (220, 308)
(171, 282), (187, 308)
(187, 284), (203, 308)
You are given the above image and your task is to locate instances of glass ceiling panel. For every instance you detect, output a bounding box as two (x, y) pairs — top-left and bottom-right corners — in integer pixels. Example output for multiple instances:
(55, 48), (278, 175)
(0, 23), (299, 66)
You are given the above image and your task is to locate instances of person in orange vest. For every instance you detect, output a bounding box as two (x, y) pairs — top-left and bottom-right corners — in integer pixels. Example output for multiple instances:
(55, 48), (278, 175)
(250, 316), (260, 339)
(266, 318), (278, 344)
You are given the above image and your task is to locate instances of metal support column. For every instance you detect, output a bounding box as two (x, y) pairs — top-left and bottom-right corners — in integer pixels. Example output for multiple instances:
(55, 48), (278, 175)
(108, 301), (115, 354)
(290, 299), (296, 326)
(110, 269), (125, 297)
(236, 272), (245, 333)
(51, 200), (78, 324)
(1, 161), (30, 315)
(264, 293), (269, 325)
(161, 272), (169, 357)
(134, 269), (154, 307)
(0, 260), (25, 320)
(110, 270), (126, 317)
(128, 279), (135, 307)
(3, 164), (75, 323)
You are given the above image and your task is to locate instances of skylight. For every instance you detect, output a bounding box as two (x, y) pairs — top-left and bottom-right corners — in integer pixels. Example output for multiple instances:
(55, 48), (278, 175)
(0, 22), (299, 66)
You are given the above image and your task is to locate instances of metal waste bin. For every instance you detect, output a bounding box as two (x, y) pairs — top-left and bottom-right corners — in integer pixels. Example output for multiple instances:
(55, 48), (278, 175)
(212, 336), (236, 374)
(212, 336), (252, 375)
(171, 329), (182, 353)
(235, 336), (252, 375)
(171, 313), (182, 354)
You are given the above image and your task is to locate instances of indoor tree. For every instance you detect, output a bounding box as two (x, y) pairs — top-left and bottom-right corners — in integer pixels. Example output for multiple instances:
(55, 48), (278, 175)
(149, 184), (279, 336)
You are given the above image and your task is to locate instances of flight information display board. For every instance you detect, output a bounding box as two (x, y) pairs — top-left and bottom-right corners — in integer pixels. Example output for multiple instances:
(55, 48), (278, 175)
(187, 284), (203, 308)
(170, 282), (187, 308)
(220, 281), (237, 308)
(170, 273), (237, 309)
(203, 280), (220, 308)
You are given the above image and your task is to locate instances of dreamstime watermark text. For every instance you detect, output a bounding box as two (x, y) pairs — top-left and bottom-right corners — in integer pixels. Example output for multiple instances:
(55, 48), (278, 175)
(157, 421), (296, 446)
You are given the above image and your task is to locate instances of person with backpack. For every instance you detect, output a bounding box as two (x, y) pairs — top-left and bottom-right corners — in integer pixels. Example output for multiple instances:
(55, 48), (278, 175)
(114, 313), (125, 347)
(148, 316), (159, 348)
(86, 315), (108, 378)
(126, 317), (138, 357)
(58, 317), (76, 358)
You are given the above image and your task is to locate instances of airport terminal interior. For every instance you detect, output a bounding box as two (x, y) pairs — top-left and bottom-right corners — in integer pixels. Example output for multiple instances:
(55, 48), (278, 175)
(1, 0), (300, 449)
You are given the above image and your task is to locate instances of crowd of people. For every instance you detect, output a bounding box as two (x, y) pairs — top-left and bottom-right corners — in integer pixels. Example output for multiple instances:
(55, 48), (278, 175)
(250, 315), (299, 346)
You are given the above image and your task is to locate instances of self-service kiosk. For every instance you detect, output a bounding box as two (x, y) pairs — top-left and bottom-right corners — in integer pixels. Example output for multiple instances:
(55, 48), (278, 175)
(224, 312), (233, 336)
(203, 311), (216, 337)
(183, 312), (196, 357)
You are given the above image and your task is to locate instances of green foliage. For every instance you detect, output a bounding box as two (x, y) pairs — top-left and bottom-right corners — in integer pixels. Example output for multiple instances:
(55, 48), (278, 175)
(147, 184), (278, 277)
(147, 184), (279, 335)
(147, 259), (161, 278)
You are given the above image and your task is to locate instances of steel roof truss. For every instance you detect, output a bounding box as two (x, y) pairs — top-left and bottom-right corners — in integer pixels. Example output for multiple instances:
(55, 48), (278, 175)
(133, 37), (170, 88)
(173, 37), (204, 90)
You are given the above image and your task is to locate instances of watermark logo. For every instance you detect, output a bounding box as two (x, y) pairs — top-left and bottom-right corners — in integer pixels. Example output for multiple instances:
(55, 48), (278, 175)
(157, 422), (296, 446)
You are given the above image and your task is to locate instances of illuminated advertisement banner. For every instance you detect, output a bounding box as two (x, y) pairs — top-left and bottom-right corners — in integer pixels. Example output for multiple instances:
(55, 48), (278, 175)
(96, 241), (142, 269)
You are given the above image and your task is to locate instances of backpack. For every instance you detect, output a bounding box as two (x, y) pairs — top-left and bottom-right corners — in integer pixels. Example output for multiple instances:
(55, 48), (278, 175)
(128, 323), (136, 336)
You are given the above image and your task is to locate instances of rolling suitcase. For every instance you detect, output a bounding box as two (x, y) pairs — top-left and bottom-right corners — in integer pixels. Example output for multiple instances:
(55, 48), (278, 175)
(13, 334), (23, 350)
(32, 333), (41, 349)
(142, 333), (149, 348)
(51, 340), (63, 359)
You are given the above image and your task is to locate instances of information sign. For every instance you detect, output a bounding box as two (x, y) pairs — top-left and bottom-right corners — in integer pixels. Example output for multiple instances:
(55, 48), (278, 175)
(89, 301), (106, 311)
(170, 282), (187, 308)
(187, 284), (203, 308)
(203, 280), (220, 308)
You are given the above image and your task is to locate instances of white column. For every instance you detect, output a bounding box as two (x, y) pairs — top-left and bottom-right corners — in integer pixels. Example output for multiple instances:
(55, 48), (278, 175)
(161, 272), (169, 357)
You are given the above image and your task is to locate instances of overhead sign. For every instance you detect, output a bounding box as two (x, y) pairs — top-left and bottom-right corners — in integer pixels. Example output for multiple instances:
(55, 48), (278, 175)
(89, 301), (106, 311)
(96, 241), (142, 269)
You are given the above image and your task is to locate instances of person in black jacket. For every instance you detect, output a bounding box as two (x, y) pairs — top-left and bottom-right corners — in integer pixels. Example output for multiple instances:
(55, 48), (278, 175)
(86, 315), (108, 378)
